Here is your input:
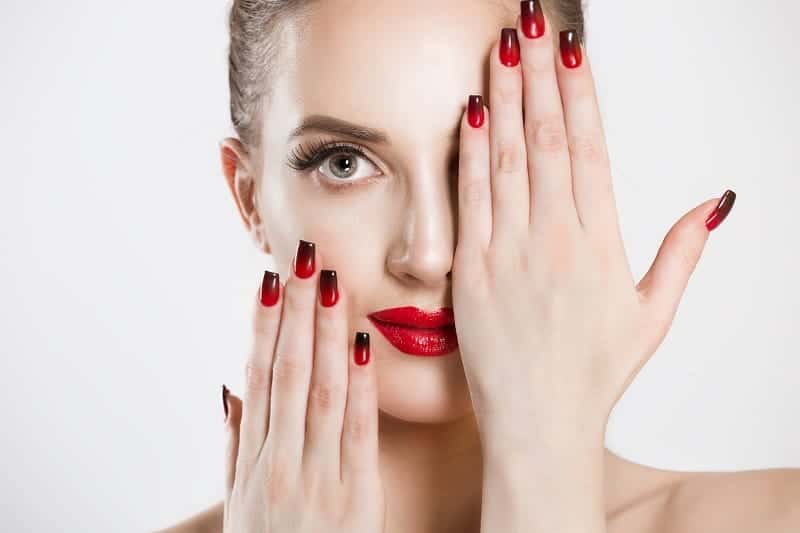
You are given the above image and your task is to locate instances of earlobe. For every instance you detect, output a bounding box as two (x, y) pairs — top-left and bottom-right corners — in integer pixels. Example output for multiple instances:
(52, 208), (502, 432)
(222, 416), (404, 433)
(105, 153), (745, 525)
(219, 137), (271, 255)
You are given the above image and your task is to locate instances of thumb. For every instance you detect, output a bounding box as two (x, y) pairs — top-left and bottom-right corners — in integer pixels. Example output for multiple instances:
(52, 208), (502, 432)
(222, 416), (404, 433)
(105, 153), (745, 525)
(636, 190), (736, 337)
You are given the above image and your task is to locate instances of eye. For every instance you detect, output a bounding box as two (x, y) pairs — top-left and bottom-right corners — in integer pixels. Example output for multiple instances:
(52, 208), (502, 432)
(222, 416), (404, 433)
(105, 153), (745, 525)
(286, 140), (383, 190)
(319, 149), (380, 184)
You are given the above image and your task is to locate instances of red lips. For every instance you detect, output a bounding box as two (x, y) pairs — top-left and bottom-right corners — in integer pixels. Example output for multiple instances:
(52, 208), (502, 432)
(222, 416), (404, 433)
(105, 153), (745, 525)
(367, 306), (458, 357)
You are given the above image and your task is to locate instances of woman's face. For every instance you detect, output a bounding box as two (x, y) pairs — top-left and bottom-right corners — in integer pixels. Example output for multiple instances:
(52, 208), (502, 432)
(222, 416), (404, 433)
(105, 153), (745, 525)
(230, 0), (535, 425)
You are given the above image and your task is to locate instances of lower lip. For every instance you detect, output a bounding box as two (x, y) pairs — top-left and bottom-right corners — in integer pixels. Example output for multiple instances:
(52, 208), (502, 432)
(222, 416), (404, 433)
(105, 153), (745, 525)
(368, 318), (458, 357)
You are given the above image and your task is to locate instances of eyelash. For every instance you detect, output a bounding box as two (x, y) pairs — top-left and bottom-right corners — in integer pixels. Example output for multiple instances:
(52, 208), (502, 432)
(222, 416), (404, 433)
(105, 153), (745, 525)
(286, 139), (381, 190)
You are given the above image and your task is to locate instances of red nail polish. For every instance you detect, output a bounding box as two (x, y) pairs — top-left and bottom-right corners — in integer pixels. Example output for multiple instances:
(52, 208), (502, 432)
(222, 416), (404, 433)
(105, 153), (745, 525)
(521, 1), (545, 39)
(320, 270), (339, 307)
(559, 30), (582, 68)
(354, 332), (370, 366)
(294, 240), (316, 278)
(705, 189), (736, 231)
(468, 95), (484, 128)
(222, 384), (230, 422)
(260, 270), (280, 306)
(499, 28), (520, 67)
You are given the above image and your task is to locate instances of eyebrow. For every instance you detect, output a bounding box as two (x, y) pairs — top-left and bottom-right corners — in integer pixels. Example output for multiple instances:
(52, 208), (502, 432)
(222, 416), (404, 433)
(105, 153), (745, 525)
(288, 115), (391, 144)
(288, 114), (462, 146)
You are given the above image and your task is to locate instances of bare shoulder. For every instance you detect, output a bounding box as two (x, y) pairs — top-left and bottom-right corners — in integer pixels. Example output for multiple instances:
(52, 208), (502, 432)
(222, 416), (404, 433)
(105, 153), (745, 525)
(154, 500), (224, 533)
(660, 467), (800, 533)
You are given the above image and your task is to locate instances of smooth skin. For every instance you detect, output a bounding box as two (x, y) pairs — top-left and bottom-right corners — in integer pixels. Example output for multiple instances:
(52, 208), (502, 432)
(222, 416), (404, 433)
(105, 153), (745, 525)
(223, 251), (385, 533)
(159, 1), (800, 532)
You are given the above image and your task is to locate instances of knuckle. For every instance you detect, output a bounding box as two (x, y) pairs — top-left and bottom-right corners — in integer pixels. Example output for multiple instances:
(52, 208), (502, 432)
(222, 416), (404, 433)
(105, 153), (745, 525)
(264, 458), (292, 505)
(308, 381), (346, 413)
(244, 361), (271, 392)
(271, 354), (309, 389)
(494, 143), (524, 177)
(344, 415), (374, 443)
(282, 281), (313, 313)
(494, 82), (519, 104)
(677, 242), (699, 273)
(454, 249), (490, 294)
(523, 52), (554, 76)
(460, 177), (487, 208)
(252, 304), (279, 337)
(315, 312), (345, 341)
(527, 115), (567, 153)
(568, 132), (606, 164)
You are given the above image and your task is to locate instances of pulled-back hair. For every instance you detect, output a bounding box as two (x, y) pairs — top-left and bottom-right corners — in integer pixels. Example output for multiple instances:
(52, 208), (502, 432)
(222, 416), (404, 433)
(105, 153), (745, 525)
(227, 0), (585, 156)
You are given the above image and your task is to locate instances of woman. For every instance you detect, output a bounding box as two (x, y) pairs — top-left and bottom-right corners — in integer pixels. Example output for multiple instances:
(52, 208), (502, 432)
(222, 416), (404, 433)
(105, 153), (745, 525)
(162, 0), (799, 532)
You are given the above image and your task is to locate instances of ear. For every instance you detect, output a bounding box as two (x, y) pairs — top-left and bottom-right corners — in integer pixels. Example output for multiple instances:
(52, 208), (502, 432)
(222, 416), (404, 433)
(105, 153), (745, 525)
(219, 137), (270, 254)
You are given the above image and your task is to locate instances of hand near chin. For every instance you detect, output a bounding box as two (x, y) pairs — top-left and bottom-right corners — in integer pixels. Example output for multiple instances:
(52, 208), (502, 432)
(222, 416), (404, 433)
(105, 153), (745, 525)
(451, 17), (736, 456)
(220, 243), (385, 533)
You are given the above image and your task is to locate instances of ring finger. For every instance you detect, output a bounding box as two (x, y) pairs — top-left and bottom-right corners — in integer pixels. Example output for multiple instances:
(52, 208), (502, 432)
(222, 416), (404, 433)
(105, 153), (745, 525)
(488, 25), (530, 241)
(302, 268), (349, 485)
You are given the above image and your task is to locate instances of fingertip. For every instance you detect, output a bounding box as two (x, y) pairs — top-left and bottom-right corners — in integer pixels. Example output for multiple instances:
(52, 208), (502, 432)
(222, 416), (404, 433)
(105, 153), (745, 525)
(222, 387), (243, 427)
(257, 270), (282, 308)
(705, 189), (736, 232)
(341, 331), (379, 486)
(353, 331), (371, 368)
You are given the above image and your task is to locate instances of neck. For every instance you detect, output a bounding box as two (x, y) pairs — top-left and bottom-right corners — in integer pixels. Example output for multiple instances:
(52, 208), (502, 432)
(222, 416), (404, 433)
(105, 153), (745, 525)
(376, 410), (662, 533)
(378, 410), (484, 533)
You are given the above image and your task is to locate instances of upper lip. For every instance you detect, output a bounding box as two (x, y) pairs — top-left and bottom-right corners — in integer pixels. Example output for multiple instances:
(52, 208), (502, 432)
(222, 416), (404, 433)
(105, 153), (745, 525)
(368, 306), (454, 328)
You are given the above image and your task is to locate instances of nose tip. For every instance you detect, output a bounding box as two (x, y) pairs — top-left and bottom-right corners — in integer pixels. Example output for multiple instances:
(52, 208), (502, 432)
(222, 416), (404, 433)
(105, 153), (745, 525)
(388, 246), (453, 288)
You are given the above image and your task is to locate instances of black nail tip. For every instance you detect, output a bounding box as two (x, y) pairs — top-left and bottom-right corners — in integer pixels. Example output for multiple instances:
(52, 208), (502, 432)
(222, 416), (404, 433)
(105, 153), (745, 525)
(222, 384), (230, 420)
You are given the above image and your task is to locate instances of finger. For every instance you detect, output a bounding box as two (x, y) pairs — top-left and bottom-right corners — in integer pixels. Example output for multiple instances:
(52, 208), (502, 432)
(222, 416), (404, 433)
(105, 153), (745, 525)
(553, 27), (617, 234)
(223, 388), (243, 498)
(636, 191), (736, 338)
(457, 94), (492, 251)
(237, 269), (283, 470)
(302, 268), (349, 486)
(263, 239), (322, 475)
(516, 5), (578, 228)
(489, 25), (531, 241)
(340, 332), (379, 489)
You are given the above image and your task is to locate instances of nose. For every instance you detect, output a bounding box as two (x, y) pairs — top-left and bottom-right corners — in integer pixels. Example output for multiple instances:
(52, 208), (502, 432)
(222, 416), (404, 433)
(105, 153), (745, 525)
(386, 166), (457, 288)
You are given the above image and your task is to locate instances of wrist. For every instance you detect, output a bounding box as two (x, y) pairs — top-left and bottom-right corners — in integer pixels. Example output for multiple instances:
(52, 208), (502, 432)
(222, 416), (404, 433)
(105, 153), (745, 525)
(480, 435), (607, 533)
(477, 410), (607, 464)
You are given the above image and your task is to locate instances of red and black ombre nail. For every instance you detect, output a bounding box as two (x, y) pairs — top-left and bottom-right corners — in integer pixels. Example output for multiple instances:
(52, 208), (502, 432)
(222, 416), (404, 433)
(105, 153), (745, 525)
(260, 270), (280, 307)
(320, 269), (339, 307)
(705, 189), (736, 231)
(294, 240), (316, 279)
(468, 95), (484, 128)
(354, 332), (370, 366)
(222, 384), (230, 422)
(559, 30), (582, 68)
(499, 28), (520, 67)
(521, 1), (545, 39)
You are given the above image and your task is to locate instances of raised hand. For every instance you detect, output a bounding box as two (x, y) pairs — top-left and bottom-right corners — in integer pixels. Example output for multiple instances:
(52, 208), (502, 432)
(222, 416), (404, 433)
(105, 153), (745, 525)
(221, 241), (385, 533)
(451, 4), (736, 453)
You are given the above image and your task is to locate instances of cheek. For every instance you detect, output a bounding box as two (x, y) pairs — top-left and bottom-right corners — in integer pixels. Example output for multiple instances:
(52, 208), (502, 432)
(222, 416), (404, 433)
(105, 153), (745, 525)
(263, 177), (395, 296)
(303, 215), (390, 322)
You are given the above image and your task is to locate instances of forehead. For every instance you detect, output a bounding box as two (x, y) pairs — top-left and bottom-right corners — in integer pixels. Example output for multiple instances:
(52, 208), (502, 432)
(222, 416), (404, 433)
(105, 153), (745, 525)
(268, 0), (515, 153)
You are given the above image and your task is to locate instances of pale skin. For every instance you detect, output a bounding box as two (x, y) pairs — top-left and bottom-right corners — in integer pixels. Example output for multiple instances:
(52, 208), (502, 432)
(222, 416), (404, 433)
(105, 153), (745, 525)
(159, 1), (800, 532)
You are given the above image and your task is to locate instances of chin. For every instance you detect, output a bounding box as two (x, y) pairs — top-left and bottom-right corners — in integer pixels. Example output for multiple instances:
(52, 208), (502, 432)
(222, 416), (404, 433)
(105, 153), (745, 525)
(374, 345), (475, 425)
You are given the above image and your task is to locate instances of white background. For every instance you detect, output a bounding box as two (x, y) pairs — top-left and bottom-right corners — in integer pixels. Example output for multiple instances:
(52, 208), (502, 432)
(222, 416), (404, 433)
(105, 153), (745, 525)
(1, 1), (798, 531)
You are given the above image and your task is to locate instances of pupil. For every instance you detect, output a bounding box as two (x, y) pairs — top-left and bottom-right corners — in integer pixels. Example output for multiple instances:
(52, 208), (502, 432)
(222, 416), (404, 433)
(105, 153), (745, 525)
(331, 154), (355, 178)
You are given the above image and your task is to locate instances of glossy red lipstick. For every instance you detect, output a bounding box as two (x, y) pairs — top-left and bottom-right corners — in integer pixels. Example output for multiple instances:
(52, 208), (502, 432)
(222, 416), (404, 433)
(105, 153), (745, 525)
(367, 306), (458, 357)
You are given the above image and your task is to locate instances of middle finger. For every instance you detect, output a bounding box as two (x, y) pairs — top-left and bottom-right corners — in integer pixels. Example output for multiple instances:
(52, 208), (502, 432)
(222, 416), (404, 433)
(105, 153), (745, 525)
(517, 3), (580, 229)
(262, 239), (321, 473)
